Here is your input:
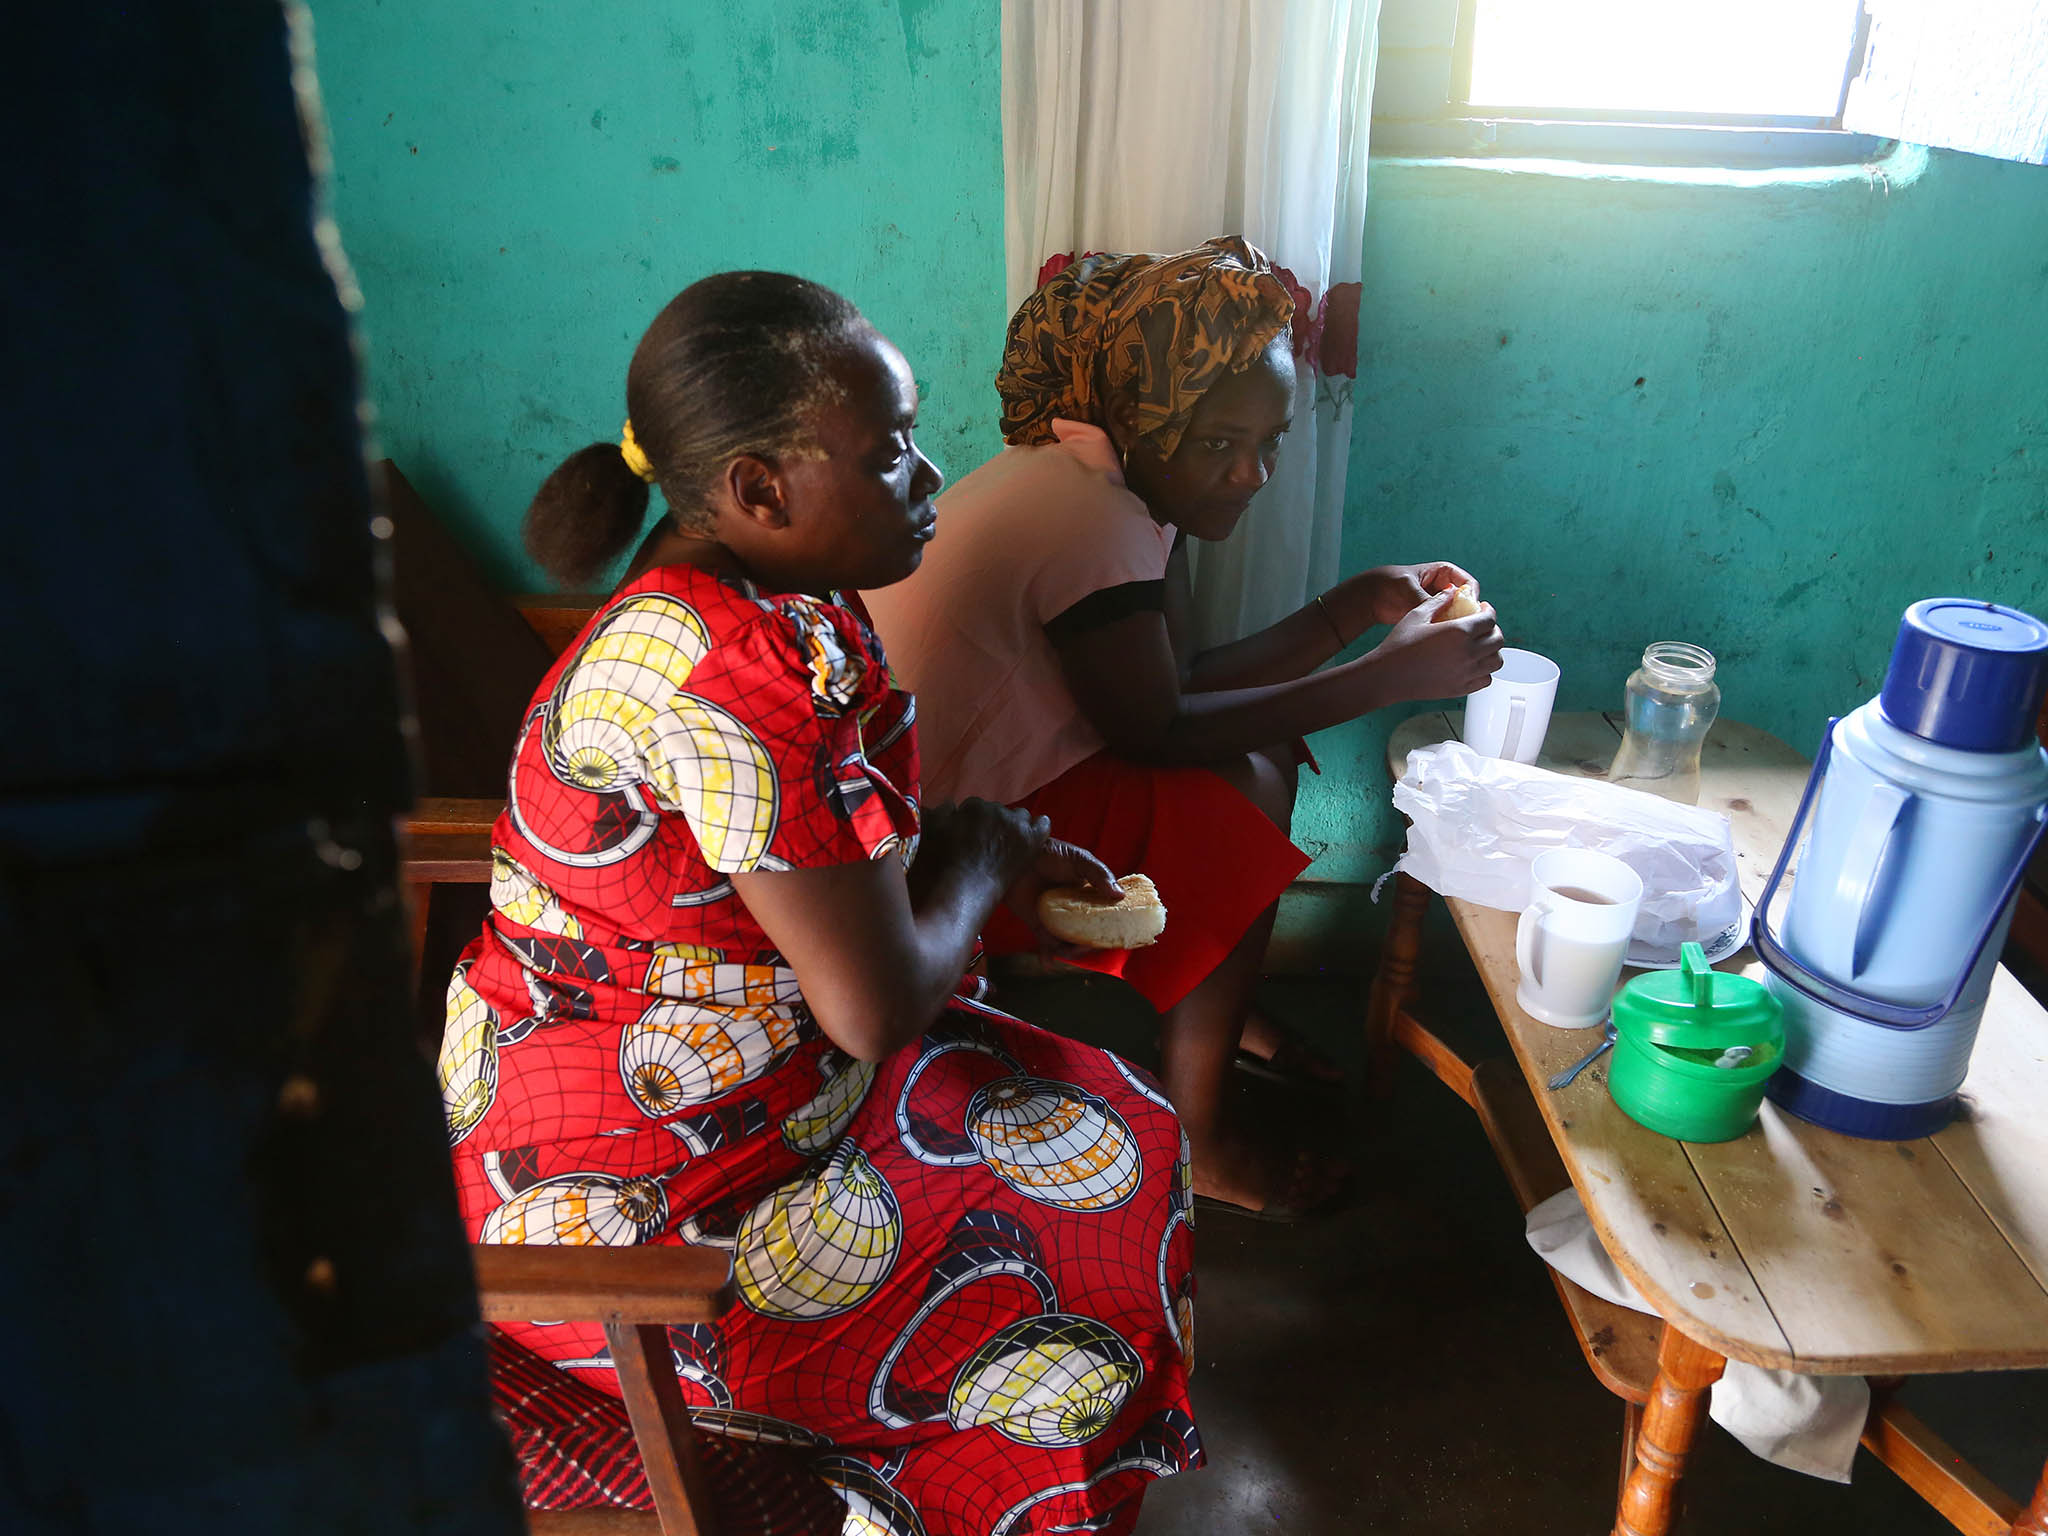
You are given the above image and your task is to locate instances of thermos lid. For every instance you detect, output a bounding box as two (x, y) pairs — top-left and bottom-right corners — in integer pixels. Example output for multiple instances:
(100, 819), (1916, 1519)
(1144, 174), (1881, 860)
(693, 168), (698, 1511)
(1613, 943), (1783, 1051)
(1880, 598), (2048, 753)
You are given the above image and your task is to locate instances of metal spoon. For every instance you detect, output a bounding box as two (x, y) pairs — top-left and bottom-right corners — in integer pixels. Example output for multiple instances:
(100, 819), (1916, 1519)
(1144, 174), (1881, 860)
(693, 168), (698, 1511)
(1549, 1022), (1617, 1090)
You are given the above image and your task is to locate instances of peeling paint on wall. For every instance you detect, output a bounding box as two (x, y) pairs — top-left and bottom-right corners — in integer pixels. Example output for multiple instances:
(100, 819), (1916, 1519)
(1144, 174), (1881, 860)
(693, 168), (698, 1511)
(317, 0), (1005, 585)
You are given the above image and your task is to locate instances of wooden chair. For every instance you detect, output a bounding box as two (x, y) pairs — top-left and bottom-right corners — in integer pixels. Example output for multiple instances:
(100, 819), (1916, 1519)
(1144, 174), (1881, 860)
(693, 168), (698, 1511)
(1368, 868), (2048, 1535)
(472, 1245), (737, 1536)
(408, 781), (764, 1536)
(390, 567), (739, 1533)
(397, 588), (603, 991)
(403, 763), (735, 1533)
(407, 770), (758, 1535)
(407, 782), (744, 1534)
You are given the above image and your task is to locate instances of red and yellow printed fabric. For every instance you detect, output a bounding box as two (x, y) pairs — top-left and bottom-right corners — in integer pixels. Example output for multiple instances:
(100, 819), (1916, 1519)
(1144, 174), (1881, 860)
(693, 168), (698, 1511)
(440, 563), (1199, 1536)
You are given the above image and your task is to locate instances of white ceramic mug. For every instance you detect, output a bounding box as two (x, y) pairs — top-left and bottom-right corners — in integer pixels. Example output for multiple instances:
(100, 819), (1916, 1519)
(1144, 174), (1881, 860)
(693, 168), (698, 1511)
(1515, 849), (1644, 1029)
(1464, 648), (1561, 764)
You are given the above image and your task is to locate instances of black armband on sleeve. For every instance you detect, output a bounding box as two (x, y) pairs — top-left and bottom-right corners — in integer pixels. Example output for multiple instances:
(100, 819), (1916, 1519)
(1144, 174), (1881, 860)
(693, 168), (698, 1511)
(1042, 580), (1167, 646)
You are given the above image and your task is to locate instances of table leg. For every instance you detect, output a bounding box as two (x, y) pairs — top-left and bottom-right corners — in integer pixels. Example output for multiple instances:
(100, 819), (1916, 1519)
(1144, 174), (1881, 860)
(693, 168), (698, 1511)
(1365, 872), (1430, 1098)
(1615, 1324), (1726, 1536)
(2015, 1460), (2048, 1536)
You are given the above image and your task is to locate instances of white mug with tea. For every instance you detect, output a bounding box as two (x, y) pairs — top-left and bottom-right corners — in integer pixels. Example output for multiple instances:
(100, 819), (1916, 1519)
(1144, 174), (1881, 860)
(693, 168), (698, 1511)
(1463, 648), (1561, 764)
(1515, 849), (1644, 1029)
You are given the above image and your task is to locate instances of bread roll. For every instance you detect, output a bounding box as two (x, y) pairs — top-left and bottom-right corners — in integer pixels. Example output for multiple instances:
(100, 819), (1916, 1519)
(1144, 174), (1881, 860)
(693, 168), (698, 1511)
(1037, 874), (1167, 949)
(1435, 581), (1482, 622)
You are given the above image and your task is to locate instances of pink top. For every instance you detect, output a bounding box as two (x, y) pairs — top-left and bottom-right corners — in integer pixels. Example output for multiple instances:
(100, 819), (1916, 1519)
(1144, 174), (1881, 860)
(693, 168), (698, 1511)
(862, 420), (1175, 805)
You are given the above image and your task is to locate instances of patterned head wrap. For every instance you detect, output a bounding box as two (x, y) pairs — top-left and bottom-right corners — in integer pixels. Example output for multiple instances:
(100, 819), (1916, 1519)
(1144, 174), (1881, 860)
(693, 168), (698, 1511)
(996, 236), (1294, 456)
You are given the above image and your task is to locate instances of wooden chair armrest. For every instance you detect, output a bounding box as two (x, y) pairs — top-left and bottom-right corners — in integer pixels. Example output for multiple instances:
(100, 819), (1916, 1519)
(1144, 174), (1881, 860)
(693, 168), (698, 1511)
(472, 1243), (737, 1324)
(400, 797), (503, 882)
(476, 1243), (739, 1533)
(406, 797), (507, 836)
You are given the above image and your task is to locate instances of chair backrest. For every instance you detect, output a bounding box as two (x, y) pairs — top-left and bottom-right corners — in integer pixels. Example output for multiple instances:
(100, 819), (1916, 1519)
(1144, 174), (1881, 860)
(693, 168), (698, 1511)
(515, 594), (609, 658)
(395, 557), (601, 1042)
(380, 461), (561, 798)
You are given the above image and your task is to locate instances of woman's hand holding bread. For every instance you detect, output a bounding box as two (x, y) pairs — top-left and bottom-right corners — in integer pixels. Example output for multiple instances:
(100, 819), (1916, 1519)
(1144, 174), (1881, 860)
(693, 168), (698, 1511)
(1003, 835), (1120, 953)
(1367, 584), (1505, 701)
(928, 797), (1054, 886)
(1321, 561), (1481, 641)
(926, 798), (1120, 950)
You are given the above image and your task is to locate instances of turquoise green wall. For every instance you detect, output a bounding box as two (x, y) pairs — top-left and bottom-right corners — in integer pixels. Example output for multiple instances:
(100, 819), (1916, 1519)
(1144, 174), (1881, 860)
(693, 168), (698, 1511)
(1299, 147), (2048, 886)
(315, 0), (1005, 589)
(316, 4), (2048, 908)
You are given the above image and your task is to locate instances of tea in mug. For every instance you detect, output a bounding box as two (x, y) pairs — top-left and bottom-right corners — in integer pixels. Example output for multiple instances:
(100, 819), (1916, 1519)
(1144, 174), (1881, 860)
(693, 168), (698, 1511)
(1549, 885), (1618, 906)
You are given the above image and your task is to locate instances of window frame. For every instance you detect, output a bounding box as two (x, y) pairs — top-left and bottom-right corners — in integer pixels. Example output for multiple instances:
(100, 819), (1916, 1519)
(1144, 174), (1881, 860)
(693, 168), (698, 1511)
(1373, 0), (1896, 168)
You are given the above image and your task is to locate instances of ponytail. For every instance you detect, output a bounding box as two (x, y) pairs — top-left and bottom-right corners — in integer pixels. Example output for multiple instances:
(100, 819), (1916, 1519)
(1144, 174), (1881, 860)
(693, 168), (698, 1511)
(522, 442), (651, 588)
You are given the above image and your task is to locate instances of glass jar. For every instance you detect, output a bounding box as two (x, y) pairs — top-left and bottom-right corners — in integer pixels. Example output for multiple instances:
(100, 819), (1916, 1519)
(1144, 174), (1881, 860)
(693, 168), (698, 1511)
(1607, 642), (1721, 804)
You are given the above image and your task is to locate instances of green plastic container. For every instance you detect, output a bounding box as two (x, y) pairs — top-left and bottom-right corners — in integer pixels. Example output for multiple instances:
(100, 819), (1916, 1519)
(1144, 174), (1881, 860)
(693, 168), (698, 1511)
(1608, 943), (1784, 1142)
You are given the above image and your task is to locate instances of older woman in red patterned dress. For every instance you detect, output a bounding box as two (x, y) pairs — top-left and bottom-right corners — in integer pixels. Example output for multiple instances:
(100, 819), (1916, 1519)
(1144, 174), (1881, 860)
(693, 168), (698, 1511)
(437, 272), (1199, 1535)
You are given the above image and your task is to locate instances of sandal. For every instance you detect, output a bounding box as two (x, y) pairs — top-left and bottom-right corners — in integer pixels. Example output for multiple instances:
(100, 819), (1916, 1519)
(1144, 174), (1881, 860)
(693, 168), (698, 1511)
(1192, 1144), (1351, 1225)
(1231, 1011), (1345, 1089)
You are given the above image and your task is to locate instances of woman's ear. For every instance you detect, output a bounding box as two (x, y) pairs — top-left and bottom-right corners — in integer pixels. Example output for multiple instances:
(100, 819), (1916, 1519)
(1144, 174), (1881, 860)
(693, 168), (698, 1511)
(722, 454), (789, 530)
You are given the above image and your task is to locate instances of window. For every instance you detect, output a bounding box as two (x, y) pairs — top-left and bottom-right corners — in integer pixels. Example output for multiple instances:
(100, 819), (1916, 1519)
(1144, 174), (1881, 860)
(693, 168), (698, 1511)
(1464, 0), (1865, 125)
(1373, 0), (1891, 165)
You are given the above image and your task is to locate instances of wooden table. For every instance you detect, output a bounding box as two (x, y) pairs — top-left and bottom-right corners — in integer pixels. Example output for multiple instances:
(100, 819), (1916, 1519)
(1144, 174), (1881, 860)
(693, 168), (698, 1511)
(1369, 709), (2048, 1536)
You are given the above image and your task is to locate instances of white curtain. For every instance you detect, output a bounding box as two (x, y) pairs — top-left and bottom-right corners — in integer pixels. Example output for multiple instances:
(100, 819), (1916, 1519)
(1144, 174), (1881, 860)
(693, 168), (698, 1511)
(1003, 0), (1382, 648)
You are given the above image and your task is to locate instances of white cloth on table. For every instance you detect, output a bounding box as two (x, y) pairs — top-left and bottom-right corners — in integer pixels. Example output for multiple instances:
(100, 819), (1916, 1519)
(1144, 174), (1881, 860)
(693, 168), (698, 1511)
(1526, 1187), (1868, 1482)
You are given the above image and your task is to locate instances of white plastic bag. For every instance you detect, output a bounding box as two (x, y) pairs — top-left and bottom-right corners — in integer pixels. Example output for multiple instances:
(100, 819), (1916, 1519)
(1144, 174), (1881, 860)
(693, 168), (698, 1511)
(1391, 740), (1742, 958)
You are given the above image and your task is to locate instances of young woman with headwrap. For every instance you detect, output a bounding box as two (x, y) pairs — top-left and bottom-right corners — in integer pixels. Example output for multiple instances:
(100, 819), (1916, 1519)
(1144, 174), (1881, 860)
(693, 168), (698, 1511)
(863, 238), (1504, 1219)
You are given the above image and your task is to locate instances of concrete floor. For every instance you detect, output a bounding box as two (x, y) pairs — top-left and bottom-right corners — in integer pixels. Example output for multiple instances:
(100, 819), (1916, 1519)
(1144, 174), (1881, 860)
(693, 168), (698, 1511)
(992, 917), (2048, 1536)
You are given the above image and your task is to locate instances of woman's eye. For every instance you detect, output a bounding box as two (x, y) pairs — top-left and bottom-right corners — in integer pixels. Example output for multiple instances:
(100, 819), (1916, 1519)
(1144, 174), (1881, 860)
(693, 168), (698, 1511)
(1202, 438), (1231, 453)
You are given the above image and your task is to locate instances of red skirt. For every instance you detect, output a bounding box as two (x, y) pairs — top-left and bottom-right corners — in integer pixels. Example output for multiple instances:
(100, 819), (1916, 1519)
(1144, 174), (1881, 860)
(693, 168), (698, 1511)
(982, 753), (1312, 1012)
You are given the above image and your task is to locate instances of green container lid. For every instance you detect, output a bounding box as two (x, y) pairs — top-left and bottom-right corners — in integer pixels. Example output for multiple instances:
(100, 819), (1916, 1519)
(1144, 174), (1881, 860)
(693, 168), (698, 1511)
(1608, 943), (1784, 1142)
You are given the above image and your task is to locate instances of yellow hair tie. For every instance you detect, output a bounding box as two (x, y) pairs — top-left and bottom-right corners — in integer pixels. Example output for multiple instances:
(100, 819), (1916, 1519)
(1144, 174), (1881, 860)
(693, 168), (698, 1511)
(619, 419), (658, 484)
